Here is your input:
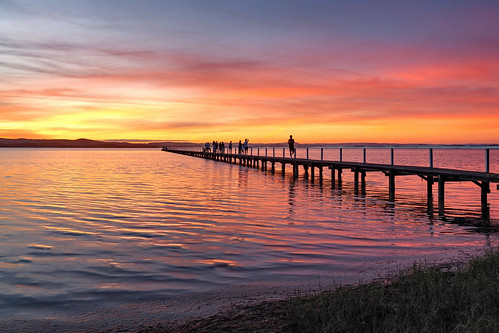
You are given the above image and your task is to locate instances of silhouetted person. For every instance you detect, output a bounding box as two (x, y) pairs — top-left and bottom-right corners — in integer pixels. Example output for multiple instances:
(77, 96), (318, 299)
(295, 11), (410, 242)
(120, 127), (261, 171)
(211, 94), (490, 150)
(229, 141), (233, 153)
(238, 140), (242, 154)
(244, 138), (249, 154)
(288, 135), (295, 158)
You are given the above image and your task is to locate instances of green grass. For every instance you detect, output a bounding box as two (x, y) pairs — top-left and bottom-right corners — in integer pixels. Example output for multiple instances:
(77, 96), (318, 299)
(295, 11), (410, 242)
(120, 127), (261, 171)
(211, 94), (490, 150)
(157, 251), (499, 332)
(286, 250), (499, 332)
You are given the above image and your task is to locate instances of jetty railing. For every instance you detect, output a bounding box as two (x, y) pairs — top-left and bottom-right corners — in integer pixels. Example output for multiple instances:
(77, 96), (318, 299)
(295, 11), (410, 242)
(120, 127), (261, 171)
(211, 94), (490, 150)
(165, 145), (498, 218)
(188, 145), (497, 173)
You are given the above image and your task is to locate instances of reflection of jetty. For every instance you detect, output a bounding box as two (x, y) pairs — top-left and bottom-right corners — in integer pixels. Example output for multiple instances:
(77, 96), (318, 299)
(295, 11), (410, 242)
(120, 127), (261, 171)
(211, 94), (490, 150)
(164, 148), (499, 218)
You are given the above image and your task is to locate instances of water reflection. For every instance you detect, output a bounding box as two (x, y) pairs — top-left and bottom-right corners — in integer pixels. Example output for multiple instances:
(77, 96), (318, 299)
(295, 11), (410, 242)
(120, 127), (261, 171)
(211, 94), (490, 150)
(287, 179), (295, 218)
(0, 148), (497, 322)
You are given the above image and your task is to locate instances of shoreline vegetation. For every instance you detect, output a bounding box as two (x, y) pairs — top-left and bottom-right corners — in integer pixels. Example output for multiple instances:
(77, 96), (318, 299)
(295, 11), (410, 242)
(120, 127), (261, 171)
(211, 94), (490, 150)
(152, 250), (499, 332)
(0, 138), (497, 148)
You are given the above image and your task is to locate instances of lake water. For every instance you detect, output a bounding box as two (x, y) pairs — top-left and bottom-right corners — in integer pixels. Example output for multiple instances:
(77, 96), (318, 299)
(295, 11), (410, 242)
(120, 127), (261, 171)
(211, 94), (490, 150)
(1, 148), (498, 330)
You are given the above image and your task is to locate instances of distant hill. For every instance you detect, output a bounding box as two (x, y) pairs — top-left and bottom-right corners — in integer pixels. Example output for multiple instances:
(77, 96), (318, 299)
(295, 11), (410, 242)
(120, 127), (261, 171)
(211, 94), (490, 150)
(0, 138), (200, 148)
(1, 138), (495, 148)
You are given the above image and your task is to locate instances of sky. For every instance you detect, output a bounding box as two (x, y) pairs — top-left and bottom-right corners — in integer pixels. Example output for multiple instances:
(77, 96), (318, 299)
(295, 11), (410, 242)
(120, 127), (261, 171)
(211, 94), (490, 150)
(1, 0), (498, 144)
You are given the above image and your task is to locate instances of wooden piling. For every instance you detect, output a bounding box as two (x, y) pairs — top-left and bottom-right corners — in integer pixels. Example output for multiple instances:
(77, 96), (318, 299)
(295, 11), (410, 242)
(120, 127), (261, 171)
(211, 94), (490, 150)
(427, 176), (434, 214)
(481, 181), (490, 218)
(388, 171), (395, 202)
(361, 171), (366, 195)
(164, 149), (499, 217)
(354, 169), (359, 194)
(438, 175), (445, 216)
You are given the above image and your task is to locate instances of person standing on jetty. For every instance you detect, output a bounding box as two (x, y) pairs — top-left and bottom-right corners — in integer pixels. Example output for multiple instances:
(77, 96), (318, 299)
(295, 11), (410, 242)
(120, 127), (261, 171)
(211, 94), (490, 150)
(288, 135), (296, 158)
(238, 140), (242, 154)
(243, 138), (249, 154)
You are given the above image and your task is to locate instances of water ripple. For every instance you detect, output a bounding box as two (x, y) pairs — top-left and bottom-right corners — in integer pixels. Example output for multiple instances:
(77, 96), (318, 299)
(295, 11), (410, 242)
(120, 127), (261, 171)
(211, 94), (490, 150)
(0, 148), (498, 320)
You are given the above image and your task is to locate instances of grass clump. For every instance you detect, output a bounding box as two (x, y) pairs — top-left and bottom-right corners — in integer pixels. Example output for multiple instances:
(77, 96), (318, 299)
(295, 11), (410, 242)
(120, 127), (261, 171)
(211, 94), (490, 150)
(287, 250), (499, 332)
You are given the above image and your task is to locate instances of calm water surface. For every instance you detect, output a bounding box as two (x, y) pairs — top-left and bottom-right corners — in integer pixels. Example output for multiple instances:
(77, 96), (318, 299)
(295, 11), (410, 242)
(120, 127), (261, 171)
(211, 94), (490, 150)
(1, 148), (498, 326)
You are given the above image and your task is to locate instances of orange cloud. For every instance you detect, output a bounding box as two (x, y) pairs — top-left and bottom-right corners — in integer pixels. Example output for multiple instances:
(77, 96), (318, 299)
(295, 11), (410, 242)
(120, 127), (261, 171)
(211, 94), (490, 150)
(1, 36), (498, 143)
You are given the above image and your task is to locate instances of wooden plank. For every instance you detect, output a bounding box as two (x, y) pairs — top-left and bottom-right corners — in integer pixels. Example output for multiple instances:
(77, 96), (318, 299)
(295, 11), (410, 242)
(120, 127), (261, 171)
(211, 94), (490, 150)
(164, 149), (499, 217)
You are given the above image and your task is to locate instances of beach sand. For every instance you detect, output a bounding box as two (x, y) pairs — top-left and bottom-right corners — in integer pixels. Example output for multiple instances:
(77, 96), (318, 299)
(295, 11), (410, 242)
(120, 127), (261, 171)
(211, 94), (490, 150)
(0, 248), (484, 333)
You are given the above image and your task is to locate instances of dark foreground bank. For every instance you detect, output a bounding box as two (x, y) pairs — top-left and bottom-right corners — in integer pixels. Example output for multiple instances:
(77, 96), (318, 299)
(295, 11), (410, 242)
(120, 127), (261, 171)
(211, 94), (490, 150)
(149, 249), (499, 332)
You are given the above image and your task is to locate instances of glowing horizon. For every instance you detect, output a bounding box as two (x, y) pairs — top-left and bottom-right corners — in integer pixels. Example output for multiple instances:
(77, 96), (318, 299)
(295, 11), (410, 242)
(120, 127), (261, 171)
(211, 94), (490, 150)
(1, 1), (498, 144)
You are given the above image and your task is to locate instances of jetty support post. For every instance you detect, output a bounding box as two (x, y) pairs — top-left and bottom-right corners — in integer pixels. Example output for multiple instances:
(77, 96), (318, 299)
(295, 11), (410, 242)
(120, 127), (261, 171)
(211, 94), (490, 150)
(282, 162), (286, 176)
(388, 170), (395, 202)
(361, 170), (366, 195)
(486, 149), (490, 173)
(481, 181), (490, 218)
(310, 165), (315, 183)
(427, 175), (434, 213)
(416, 174), (435, 214)
(293, 163), (298, 179)
(354, 168), (359, 194)
(438, 175), (445, 216)
(319, 166), (323, 184)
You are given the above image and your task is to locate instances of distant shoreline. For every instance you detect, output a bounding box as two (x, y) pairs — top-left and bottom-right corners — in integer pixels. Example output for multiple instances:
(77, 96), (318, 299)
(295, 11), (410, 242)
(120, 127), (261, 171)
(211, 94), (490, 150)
(0, 138), (179, 148)
(0, 138), (497, 148)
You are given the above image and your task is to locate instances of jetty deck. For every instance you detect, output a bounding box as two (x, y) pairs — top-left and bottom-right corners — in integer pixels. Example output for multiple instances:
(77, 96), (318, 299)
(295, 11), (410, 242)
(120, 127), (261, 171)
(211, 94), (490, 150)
(163, 148), (499, 218)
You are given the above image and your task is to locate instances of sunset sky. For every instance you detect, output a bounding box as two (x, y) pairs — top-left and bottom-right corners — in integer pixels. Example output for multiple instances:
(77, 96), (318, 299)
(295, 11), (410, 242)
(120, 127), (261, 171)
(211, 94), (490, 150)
(1, 0), (498, 143)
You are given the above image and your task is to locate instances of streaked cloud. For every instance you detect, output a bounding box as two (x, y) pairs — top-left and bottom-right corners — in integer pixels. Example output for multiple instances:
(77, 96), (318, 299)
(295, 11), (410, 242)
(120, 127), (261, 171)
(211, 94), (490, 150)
(1, 0), (498, 143)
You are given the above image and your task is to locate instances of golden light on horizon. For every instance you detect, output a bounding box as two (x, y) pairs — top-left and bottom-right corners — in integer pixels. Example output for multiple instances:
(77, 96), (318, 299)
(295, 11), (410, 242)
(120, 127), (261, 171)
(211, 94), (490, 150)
(1, 1), (498, 144)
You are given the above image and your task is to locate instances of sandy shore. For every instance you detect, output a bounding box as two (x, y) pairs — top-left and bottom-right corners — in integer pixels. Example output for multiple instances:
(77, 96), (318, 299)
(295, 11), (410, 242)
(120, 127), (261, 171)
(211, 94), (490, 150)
(0, 249), (487, 333)
(0, 282), (296, 333)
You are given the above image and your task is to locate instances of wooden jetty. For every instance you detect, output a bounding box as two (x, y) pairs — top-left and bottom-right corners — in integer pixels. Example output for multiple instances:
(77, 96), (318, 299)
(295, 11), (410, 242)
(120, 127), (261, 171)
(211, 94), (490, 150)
(163, 148), (499, 218)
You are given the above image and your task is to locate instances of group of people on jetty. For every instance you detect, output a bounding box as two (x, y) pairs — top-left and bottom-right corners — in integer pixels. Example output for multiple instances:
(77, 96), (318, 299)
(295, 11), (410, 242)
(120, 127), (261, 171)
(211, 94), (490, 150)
(201, 135), (297, 158)
(203, 139), (250, 154)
